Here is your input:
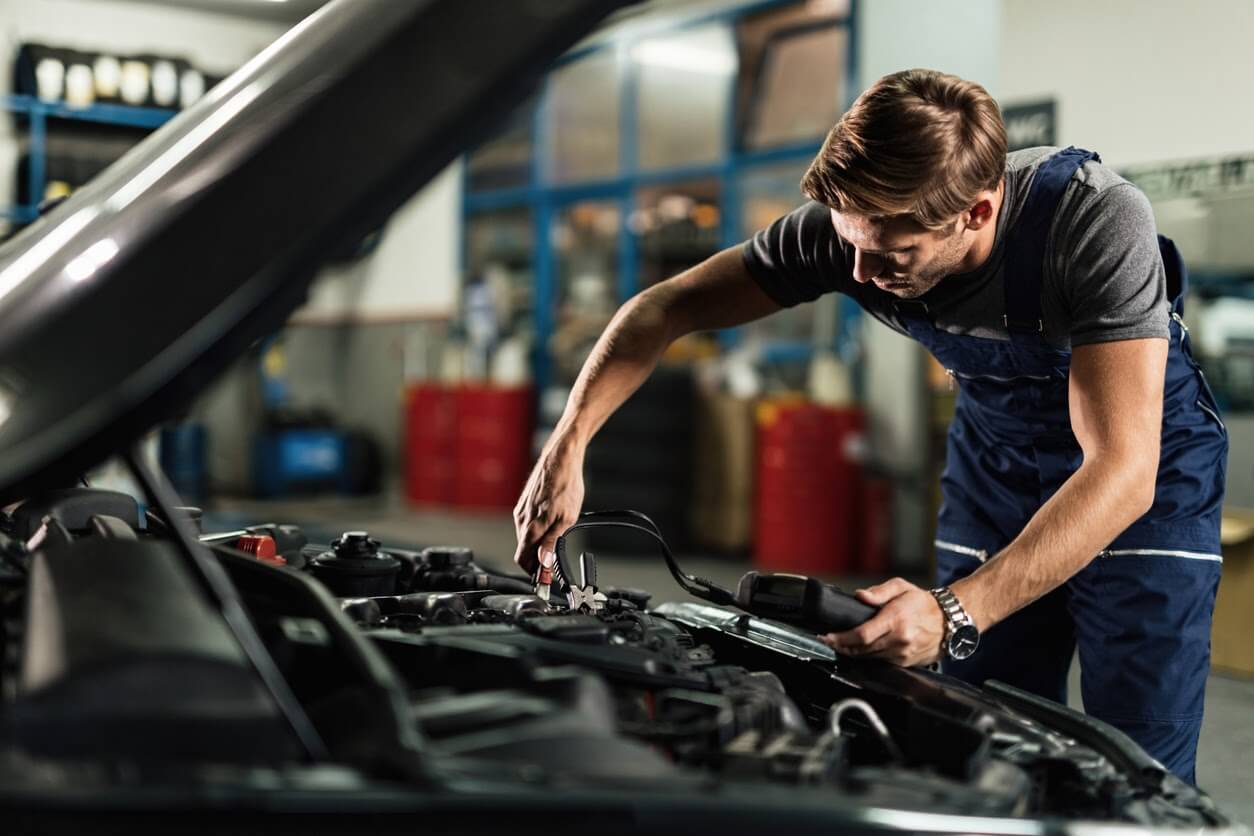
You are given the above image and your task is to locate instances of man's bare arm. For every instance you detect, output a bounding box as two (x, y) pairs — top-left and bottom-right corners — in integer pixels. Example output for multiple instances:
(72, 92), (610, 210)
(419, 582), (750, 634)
(553, 247), (780, 448)
(512, 246), (781, 572)
(950, 337), (1166, 629)
(825, 337), (1166, 665)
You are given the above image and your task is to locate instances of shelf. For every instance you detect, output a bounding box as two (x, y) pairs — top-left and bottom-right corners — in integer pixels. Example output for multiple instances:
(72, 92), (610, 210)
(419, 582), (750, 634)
(5, 94), (177, 129)
(1, 94), (177, 228)
(0, 205), (38, 224)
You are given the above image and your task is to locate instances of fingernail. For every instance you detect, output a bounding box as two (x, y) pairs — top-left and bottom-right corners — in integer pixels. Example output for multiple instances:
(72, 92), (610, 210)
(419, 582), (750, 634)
(540, 549), (555, 569)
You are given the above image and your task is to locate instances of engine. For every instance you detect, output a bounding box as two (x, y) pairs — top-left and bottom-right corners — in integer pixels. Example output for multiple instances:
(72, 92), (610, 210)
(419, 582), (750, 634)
(0, 490), (1231, 830)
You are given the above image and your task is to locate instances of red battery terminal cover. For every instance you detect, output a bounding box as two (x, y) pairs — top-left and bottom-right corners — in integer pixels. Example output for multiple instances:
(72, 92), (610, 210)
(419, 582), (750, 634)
(236, 534), (286, 566)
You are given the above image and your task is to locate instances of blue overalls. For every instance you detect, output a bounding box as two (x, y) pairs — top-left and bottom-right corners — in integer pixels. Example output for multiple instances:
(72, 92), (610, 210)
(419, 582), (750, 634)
(897, 147), (1228, 785)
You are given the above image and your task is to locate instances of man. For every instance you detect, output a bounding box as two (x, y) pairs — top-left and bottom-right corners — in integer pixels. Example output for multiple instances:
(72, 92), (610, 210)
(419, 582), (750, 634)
(512, 69), (1227, 784)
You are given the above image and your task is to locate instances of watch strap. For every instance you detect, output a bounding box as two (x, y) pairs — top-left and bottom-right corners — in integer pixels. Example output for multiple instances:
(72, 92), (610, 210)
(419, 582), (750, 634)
(930, 586), (975, 654)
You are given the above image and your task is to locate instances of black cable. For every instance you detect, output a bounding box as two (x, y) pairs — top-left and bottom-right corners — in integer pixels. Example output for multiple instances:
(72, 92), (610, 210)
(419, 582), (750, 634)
(122, 446), (329, 762)
(555, 510), (736, 606)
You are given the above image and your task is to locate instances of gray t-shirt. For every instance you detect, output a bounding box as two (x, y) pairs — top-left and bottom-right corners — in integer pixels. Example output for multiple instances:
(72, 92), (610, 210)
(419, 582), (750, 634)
(742, 147), (1169, 349)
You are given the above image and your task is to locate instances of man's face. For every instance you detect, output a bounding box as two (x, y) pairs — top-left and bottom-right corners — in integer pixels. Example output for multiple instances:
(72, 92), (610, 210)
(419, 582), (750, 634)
(829, 209), (970, 298)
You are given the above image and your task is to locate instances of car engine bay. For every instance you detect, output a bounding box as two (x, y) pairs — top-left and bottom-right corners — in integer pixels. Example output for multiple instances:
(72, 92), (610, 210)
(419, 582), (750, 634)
(0, 487), (1233, 831)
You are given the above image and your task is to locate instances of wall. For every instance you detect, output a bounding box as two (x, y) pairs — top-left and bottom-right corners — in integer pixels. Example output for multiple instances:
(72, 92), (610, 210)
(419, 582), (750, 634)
(857, 0), (1001, 571)
(0, 0), (283, 81)
(191, 318), (451, 497)
(1000, 0), (1254, 167)
(293, 163), (462, 323)
(1000, 0), (1254, 506)
(195, 160), (460, 494)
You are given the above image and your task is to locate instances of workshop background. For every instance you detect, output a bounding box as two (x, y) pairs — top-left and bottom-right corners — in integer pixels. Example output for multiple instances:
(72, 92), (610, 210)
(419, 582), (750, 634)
(3, 0), (1252, 820)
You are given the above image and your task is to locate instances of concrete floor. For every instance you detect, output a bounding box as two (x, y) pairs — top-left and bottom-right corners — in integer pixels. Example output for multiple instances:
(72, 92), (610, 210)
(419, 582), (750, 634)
(209, 497), (1254, 826)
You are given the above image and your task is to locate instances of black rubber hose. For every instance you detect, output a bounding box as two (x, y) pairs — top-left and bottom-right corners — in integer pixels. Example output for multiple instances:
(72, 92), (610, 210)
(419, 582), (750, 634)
(982, 679), (1166, 792)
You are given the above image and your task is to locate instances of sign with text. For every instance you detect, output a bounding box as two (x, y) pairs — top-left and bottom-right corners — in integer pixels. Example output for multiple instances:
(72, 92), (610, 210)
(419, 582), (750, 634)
(1002, 100), (1056, 151)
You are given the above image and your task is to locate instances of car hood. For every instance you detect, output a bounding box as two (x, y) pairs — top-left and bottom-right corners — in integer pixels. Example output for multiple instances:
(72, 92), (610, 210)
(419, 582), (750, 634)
(0, 0), (628, 503)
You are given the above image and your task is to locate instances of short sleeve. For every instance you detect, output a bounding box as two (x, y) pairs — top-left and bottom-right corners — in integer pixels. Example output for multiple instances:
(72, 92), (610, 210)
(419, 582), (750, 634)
(741, 200), (850, 308)
(1060, 184), (1169, 346)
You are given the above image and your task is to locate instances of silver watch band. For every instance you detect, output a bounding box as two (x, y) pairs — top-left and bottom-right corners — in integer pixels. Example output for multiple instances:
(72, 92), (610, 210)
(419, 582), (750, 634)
(931, 586), (972, 634)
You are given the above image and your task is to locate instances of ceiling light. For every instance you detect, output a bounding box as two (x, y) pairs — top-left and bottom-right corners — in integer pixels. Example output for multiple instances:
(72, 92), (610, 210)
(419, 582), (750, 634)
(632, 40), (735, 75)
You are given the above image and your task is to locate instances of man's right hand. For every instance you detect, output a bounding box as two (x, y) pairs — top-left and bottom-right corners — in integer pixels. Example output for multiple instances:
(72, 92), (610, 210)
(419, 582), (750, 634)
(512, 432), (585, 575)
(510, 246), (780, 575)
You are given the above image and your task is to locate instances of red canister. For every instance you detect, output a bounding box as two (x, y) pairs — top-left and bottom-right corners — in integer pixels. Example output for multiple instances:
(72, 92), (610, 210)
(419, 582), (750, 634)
(754, 400), (866, 576)
(404, 383), (458, 506)
(453, 384), (534, 510)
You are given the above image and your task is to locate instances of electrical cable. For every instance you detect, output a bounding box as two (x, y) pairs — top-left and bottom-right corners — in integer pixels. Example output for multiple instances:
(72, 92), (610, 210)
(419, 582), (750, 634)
(554, 509), (736, 606)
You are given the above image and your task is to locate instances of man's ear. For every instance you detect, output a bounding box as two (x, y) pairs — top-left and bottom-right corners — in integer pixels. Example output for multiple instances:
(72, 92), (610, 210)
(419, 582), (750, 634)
(964, 198), (995, 231)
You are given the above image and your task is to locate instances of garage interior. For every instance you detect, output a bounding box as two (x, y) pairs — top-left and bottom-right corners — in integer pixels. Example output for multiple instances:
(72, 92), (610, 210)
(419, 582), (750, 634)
(4, 0), (1252, 825)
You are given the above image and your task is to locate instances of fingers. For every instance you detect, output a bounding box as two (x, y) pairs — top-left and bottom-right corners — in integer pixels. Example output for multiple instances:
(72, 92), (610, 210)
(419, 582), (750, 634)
(823, 609), (894, 653)
(511, 445), (585, 575)
(513, 519), (553, 574)
(826, 630), (897, 658)
(536, 534), (559, 572)
(512, 509), (572, 575)
(855, 577), (914, 606)
(512, 537), (540, 575)
(821, 584), (943, 668)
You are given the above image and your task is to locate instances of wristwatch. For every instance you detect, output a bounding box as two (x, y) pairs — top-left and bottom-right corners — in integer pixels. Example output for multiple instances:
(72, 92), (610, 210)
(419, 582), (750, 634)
(930, 586), (980, 661)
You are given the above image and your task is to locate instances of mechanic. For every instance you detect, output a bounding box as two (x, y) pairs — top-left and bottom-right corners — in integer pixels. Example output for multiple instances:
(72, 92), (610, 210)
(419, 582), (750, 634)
(512, 69), (1227, 784)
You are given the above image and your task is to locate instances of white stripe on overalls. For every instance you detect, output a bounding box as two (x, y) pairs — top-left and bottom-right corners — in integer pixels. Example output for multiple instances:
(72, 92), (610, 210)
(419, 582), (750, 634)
(935, 540), (1223, 564)
(1101, 548), (1223, 563)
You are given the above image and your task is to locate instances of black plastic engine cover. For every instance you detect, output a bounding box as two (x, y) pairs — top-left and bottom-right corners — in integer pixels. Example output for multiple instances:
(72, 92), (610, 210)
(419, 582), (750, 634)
(10, 488), (140, 539)
(8, 538), (298, 762)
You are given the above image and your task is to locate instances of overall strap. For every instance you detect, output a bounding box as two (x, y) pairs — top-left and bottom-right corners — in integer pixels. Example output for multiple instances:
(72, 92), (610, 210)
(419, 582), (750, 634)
(1003, 146), (1100, 342)
(1157, 233), (1188, 317)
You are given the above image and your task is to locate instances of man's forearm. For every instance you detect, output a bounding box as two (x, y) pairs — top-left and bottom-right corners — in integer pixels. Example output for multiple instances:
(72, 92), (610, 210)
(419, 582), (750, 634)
(950, 453), (1156, 630)
(550, 247), (779, 451)
(551, 286), (679, 450)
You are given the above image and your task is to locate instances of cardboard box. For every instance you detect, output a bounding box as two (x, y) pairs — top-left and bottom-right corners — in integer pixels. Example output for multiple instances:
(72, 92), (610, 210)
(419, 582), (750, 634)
(1213, 509), (1254, 677)
(690, 392), (756, 553)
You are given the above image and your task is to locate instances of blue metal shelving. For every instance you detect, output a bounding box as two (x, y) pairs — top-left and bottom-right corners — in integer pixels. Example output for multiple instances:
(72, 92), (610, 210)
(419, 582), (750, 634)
(463, 0), (862, 392)
(2, 93), (177, 223)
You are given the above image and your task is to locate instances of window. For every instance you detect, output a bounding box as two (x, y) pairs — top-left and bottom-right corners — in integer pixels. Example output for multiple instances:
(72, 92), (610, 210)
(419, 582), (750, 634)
(463, 0), (858, 390)
(634, 24), (736, 170)
(739, 160), (818, 342)
(551, 201), (621, 382)
(735, 0), (849, 150)
(634, 179), (722, 289)
(544, 53), (622, 184)
(466, 97), (537, 192)
(466, 208), (534, 329)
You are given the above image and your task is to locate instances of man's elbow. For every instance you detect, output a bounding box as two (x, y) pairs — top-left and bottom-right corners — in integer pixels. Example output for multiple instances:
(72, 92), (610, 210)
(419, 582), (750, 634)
(1121, 446), (1159, 517)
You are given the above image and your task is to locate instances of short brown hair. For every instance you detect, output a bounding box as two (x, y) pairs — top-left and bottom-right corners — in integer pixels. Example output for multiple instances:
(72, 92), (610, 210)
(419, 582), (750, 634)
(800, 69), (1007, 230)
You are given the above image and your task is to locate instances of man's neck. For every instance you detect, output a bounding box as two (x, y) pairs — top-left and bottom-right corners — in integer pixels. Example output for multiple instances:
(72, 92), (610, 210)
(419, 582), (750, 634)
(956, 177), (1005, 273)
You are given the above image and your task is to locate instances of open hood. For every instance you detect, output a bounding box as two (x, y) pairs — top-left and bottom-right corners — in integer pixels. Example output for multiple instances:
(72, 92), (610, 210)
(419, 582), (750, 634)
(0, 0), (628, 502)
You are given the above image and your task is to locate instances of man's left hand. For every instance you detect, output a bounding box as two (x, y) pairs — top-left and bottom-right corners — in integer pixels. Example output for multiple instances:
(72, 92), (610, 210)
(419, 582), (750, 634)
(820, 578), (945, 667)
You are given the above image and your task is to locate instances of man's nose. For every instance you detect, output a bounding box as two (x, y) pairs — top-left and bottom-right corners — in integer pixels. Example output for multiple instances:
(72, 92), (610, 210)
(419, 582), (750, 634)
(851, 249), (885, 284)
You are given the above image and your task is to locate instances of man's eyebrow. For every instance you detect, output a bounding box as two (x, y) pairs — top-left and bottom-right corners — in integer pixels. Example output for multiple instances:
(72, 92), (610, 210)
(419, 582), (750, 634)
(834, 233), (912, 255)
(832, 229), (912, 255)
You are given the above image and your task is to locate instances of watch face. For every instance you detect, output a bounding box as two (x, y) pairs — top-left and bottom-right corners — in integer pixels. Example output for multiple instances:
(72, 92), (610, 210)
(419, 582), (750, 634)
(947, 624), (980, 660)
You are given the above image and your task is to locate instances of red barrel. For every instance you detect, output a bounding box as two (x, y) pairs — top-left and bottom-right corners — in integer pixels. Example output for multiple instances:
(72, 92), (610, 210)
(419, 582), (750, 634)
(404, 383), (458, 506)
(855, 476), (893, 577)
(754, 400), (865, 576)
(454, 384), (534, 510)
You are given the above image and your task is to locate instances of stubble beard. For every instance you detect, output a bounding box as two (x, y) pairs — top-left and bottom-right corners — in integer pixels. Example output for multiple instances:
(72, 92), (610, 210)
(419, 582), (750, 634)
(886, 230), (969, 299)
